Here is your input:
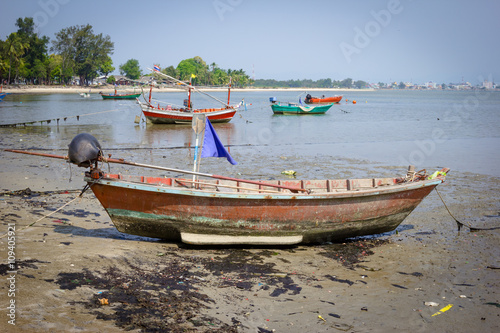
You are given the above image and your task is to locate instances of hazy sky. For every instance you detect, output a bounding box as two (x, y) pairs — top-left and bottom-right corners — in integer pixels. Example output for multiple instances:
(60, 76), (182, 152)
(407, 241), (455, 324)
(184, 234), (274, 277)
(1, 0), (499, 84)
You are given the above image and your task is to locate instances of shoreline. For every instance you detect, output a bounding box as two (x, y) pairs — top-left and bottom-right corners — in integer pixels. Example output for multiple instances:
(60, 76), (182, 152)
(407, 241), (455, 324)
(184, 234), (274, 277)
(1, 85), (373, 94)
(0, 117), (499, 331)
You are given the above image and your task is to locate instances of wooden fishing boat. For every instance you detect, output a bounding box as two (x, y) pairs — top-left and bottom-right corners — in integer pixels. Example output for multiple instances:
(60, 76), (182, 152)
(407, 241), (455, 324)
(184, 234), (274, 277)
(99, 89), (141, 100)
(86, 165), (449, 245)
(0, 92), (10, 101)
(271, 102), (333, 115)
(304, 94), (343, 104)
(5, 146), (449, 245)
(138, 69), (239, 124)
(138, 100), (237, 124)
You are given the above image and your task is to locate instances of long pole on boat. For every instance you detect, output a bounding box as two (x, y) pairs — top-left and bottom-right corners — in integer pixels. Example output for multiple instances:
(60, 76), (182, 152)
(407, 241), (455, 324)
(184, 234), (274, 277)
(227, 77), (232, 105)
(191, 114), (206, 182)
(188, 75), (193, 109)
(147, 68), (231, 107)
(4, 149), (308, 193)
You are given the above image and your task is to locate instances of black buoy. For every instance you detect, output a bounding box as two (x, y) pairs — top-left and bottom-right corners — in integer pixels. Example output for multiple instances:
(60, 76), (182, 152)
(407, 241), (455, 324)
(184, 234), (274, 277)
(68, 133), (102, 167)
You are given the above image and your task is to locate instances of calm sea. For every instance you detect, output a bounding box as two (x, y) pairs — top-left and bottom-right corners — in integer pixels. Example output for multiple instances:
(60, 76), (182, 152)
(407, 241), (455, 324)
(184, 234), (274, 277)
(1, 89), (499, 178)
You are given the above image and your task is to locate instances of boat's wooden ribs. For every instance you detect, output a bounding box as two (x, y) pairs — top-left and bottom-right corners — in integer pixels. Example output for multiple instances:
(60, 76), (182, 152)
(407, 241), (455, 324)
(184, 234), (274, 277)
(104, 174), (399, 194)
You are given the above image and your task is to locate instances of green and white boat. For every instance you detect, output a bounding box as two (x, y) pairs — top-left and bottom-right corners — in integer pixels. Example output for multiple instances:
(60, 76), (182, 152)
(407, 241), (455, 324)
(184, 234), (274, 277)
(270, 101), (333, 115)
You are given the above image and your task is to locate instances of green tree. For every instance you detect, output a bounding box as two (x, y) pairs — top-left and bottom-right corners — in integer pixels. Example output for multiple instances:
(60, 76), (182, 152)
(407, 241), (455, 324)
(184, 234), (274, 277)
(161, 65), (177, 79)
(15, 17), (50, 84)
(0, 39), (6, 82)
(354, 80), (368, 89)
(46, 53), (62, 84)
(52, 24), (114, 86)
(4, 32), (29, 84)
(51, 26), (76, 84)
(119, 59), (141, 79)
(176, 56), (209, 83)
(398, 81), (406, 89)
(176, 58), (198, 81)
(340, 78), (353, 88)
(99, 56), (114, 78)
(32, 59), (46, 84)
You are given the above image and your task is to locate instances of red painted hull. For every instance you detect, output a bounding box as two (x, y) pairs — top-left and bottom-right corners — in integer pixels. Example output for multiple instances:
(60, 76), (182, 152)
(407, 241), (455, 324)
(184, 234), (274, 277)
(139, 101), (237, 124)
(86, 169), (448, 244)
(305, 95), (343, 104)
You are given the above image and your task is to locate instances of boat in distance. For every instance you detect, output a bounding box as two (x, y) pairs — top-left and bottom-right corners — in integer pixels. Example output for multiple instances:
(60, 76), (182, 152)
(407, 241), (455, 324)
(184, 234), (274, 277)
(304, 94), (343, 104)
(85, 166), (449, 245)
(138, 68), (239, 124)
(271, 101), (333, 115)
(99, 91), (141, 99)
(137, 100), (238, 124)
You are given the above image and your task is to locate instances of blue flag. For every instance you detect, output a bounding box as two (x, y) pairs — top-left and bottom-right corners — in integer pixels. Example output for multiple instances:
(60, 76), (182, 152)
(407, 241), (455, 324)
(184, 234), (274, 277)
(201, 118), (237, 165)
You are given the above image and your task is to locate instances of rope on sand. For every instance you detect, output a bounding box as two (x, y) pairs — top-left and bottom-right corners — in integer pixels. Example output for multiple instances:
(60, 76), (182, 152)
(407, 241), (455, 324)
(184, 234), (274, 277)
(0, 185), (91, 238)
(435, 188), (500, 232)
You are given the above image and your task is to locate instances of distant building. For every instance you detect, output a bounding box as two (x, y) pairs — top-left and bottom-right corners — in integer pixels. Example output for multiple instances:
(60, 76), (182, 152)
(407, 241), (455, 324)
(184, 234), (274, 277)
(483, 80), (494, 89)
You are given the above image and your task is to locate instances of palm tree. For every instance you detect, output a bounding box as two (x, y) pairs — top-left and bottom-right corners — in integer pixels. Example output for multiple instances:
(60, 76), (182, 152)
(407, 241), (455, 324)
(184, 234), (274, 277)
(4, 32), (29, 84)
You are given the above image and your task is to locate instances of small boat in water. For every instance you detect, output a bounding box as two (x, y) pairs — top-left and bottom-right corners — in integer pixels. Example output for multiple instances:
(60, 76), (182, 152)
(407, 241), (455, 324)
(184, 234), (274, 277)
(304, 94), (343, 104)
(138, 101), (238, 124)
(0, 92), (10, 101)
(100, 89), (141, 100)
(270, 99), (333, 115)
(137, 69), (239, 124)
(6, 134), (449, 245)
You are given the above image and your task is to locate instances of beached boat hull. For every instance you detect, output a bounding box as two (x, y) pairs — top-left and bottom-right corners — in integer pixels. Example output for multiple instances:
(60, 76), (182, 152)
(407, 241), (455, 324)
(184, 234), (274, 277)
(139, 101), (237, 124)
(100, 93), (141, 100)
(271, 102), (333, 115)
(305, 95), (343, 104)
(0, 93), (10, 100)
(86, 170), (448, 244)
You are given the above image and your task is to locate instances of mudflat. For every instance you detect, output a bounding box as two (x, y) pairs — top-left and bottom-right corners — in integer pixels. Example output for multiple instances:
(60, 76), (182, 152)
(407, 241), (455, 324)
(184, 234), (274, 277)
(0, 135), (499, 332)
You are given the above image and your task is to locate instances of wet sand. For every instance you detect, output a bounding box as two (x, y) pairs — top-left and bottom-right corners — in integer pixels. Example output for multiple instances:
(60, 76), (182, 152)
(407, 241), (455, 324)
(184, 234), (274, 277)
(1, 134), (499, 332)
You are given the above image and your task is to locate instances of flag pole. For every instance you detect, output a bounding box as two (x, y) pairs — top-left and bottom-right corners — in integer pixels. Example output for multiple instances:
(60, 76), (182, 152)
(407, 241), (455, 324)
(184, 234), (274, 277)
(191, 114), (206, 184)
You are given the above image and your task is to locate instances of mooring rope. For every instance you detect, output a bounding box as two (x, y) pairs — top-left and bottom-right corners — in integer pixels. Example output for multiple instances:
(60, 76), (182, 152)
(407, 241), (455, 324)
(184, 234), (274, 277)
(435, 187), (500, 232)
(0, 108), (120, 127)
(0, 185), (91, 238)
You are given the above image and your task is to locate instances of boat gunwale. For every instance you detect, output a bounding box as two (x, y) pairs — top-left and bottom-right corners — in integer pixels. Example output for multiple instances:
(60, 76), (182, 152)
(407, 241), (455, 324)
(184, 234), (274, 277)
(85, 174), (445, 200)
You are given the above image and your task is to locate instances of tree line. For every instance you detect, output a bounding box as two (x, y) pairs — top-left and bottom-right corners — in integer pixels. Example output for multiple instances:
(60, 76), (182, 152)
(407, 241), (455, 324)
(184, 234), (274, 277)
(118, 56), (254, 88)
(0, 17), (114, 86)
(1, 16), (367, 89)
(253, 78), (369, 89)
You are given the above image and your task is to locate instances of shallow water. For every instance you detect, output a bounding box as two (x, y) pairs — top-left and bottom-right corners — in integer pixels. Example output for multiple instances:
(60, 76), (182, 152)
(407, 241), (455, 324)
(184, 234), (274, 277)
(1, 89), (499, 177)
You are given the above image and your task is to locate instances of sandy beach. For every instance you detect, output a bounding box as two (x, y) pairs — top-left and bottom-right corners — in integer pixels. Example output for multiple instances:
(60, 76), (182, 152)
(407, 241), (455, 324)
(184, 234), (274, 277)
(1, 85), (369, 95)
(0, 130), (499, 332)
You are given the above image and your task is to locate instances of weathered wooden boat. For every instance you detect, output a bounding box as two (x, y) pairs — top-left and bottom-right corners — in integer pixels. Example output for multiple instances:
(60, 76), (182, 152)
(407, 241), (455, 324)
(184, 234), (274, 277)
(85, 163), (449, 245)
(304, 94), (343, 104)
(6, 137), (449, 245)
(100, 90), (141, 99)
(271, 101), (333, 115)
(138, 69), (239, 124)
